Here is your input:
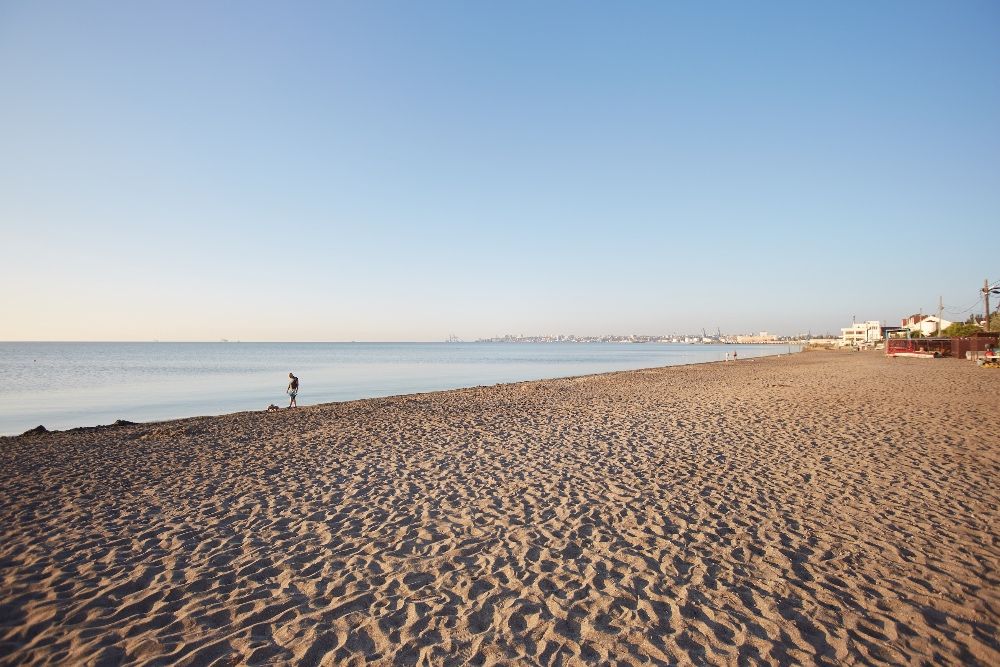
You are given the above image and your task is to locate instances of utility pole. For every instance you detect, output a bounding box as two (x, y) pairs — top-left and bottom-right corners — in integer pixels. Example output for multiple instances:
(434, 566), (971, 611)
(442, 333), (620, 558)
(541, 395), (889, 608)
(937, 295), (943, 336)
(986, 279), (992, 333)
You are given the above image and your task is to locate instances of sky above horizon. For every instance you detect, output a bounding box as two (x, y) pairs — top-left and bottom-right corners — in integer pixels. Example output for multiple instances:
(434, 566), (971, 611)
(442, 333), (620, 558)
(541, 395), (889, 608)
(2, 1), (998, 341)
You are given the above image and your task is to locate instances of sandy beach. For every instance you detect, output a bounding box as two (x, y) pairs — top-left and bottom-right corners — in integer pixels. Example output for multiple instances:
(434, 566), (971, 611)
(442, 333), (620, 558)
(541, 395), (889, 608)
(1, 350), (997, 665)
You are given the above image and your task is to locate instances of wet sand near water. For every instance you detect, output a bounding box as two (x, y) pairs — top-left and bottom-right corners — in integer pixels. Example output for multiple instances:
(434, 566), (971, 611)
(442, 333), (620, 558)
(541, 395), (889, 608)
(1, 351), (997, 665)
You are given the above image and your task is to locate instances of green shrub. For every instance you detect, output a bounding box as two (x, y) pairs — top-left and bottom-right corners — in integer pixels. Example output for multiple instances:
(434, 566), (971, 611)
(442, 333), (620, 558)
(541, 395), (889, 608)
(941, 322), (983, 337)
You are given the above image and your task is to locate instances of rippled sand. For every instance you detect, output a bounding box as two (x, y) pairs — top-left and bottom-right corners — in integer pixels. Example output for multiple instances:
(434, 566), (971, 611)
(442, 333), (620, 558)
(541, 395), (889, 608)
(1, 351), (998, 665)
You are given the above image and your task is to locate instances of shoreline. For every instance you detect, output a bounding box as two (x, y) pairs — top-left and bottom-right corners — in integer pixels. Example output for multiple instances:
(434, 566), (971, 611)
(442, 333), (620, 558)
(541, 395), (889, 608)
(2, 351), (997, 664)
(2, 346), (800, 438)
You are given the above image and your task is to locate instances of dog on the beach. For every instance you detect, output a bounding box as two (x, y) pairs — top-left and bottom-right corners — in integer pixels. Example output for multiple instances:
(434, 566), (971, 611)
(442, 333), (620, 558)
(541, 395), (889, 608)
(266, 404), (281, 412)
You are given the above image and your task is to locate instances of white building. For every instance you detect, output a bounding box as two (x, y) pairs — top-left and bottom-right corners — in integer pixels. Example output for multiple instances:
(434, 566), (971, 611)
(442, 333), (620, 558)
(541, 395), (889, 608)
(840, 320), (882, 347)
(903, 315), (952, 337)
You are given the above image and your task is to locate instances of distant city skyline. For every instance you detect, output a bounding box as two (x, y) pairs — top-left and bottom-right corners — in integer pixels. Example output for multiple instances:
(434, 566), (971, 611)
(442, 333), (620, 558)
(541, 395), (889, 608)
(2, 2), (997, 341)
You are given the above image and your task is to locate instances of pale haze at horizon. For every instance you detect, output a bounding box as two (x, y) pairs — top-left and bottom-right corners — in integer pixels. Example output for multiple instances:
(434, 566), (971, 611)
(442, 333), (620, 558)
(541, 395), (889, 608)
(1, 2), (997, 342)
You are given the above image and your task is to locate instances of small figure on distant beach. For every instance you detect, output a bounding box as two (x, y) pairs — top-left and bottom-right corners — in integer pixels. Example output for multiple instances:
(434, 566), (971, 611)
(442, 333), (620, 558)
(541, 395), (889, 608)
(287, 372), (299, 408)
(732, 350), (738, 362)
(725, 352), (730, 362)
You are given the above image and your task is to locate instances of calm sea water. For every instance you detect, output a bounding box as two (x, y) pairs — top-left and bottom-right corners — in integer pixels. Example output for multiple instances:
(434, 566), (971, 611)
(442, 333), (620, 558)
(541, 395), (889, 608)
(0, 342), (800, 436)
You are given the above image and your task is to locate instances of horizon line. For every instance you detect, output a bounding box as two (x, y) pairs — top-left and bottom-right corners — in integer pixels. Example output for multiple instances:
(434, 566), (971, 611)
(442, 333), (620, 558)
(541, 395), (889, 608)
(0, 337), (822, 344)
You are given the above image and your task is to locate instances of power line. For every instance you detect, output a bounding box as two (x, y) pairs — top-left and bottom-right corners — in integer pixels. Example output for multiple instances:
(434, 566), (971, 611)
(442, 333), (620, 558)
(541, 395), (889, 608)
(943, 293), (988, 315)
(944, 300), (984, 315)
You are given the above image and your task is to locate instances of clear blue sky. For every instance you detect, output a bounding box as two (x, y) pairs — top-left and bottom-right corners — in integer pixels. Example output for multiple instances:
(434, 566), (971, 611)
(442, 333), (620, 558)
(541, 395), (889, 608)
(1, 1), (997, 340)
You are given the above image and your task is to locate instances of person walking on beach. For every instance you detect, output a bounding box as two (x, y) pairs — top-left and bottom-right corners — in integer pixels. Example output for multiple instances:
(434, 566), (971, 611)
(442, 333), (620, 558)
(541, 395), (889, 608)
(287, 372), (299, 408)
(732, 350), (738, 362)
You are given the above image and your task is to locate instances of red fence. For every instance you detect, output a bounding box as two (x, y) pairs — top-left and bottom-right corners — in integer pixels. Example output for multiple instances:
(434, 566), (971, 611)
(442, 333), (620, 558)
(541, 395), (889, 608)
(886, 335), (999, 358)
(886, 338), (951, 356)
(951, 335), (999, 359)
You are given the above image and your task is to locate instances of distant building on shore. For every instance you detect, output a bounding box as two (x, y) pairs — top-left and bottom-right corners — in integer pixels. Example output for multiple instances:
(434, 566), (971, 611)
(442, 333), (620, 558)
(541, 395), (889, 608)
(840, 320), (883, 347)
(735, 331), (778, 344)
(901, 314), (952, 336)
